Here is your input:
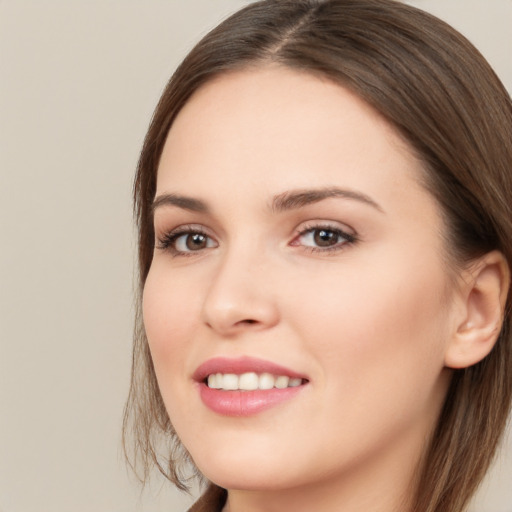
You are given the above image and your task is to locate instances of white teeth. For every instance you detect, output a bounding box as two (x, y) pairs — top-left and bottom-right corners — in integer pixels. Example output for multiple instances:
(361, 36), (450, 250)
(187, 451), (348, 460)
(275, 375), (289, 389)
(289, 378), (302, 387)
(207, 374), (220, 389)
(259, 373), (275, 390)
(239, 372), (259, 390)
(223, 374), (239, 390)
(206, 372), (303, 391)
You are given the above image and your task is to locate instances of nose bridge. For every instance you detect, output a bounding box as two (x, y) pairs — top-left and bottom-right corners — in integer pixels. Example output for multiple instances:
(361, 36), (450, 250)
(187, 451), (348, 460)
(201, 237), (279, 335)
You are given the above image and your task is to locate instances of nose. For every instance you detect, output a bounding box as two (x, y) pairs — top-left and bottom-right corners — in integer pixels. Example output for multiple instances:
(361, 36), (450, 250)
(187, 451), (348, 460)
(201, 249), (280, 337)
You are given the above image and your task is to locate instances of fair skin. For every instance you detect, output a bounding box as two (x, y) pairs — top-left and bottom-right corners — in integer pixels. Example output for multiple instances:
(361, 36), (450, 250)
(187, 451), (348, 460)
(143, 66), (506, 512)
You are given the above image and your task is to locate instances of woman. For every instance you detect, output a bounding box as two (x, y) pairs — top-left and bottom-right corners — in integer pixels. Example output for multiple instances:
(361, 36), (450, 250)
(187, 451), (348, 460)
(123, 1), (512, 511)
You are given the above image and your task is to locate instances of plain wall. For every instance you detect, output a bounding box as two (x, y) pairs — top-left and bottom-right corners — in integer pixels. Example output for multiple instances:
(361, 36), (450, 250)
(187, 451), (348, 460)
(1, 1), (510, 511)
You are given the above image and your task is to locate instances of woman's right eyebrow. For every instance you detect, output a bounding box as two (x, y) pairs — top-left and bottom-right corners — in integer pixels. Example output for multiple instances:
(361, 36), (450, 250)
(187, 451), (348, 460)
(152, 193), (210, 214)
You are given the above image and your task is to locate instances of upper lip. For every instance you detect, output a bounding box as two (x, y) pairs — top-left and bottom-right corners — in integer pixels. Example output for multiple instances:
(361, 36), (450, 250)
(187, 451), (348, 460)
(193, 356), (308, 382)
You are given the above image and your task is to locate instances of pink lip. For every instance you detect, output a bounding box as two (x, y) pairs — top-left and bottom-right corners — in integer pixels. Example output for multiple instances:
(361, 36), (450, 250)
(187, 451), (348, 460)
(193, 356), (309, 417)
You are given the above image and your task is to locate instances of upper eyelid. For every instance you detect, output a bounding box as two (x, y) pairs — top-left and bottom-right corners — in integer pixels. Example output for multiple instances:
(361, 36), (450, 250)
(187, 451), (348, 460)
(156, 219), (356, 233)
(293, 225), (355, 242)
(157, 221), (354, 236)
(153, 214), (222, 238)
(156, 223), (213, 237)
(169, 224), (209, 234)
(294, 219), (356, 235)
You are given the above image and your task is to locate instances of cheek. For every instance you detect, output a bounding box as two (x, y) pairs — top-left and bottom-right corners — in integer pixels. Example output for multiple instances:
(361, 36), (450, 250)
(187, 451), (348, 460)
(285, 250), (451, 403)
(142, 265), (200, 382)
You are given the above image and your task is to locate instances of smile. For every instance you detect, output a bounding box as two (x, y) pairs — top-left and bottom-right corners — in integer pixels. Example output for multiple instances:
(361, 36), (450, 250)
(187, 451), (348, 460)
(207, 372), (303, 391)
(194, 357), (309, 416)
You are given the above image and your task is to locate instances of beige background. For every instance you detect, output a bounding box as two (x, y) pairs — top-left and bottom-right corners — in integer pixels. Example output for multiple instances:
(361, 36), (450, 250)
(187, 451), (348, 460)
(1, 1), (511, 511)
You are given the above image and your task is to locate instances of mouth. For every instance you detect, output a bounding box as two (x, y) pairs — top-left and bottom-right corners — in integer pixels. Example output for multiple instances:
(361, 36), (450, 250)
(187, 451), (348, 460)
(194, 356), (309, 416)
(206, 372), (304, 391)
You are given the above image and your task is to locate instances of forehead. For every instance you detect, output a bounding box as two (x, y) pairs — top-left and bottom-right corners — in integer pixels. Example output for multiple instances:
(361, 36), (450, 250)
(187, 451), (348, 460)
(156, 65), (434, 222)
(163, 65), (403, 158)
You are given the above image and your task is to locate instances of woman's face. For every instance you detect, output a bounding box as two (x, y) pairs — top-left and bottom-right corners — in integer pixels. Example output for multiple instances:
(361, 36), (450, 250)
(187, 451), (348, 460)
(143, 67), (456, 497)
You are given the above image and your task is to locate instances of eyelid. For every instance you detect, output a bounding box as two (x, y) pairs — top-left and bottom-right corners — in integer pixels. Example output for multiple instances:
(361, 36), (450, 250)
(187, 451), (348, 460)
(292, 219), (356, 238)
(155, 223), (218, 255)
(290, 220), (358, 253)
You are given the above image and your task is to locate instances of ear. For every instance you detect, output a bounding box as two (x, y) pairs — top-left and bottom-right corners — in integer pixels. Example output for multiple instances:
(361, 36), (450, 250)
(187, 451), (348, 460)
(444, 250), (510, 369)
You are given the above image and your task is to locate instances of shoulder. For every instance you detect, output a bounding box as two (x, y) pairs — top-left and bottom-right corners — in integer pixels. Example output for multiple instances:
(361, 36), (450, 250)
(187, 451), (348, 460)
(188, 485), (227, 512)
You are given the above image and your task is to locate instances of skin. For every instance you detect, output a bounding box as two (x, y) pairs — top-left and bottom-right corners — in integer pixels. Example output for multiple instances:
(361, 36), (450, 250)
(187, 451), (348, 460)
(143, 66), (470, 512)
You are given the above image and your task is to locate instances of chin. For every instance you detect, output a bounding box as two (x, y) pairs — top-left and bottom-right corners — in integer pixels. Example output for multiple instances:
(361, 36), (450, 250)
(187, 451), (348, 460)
(192, 450), (303, 492)
(205, 470), (308, 494)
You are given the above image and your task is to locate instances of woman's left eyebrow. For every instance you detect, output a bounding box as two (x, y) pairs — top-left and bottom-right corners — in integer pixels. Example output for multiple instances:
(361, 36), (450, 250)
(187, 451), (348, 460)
(271, 187), (385, 213)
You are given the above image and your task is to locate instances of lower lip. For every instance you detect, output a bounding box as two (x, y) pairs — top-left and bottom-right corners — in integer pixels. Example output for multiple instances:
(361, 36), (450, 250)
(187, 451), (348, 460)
(198, 382), (305, 416)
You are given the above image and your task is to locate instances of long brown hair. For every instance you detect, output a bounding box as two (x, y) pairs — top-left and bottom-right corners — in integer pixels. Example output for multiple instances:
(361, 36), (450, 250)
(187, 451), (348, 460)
(123, 1), (512, 510)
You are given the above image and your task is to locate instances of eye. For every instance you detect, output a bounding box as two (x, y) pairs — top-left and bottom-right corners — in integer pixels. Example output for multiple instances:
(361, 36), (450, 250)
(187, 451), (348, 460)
(157, 226), (217, 255)
(175, 232), (215, 252)
(292, 225), (356, 252)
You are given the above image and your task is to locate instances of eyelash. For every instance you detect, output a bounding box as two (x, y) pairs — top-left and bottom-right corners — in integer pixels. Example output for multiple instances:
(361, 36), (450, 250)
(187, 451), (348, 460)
(156, 224), (214, 257)
(156, 223), (357, 257)
(292, 223), (357, 254)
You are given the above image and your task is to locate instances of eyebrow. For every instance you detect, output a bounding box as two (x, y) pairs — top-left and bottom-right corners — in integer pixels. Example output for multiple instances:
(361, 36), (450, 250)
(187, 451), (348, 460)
(151, 187), (384, 215)
(152, 193), (209, 214)
(271, 187), (384, 213)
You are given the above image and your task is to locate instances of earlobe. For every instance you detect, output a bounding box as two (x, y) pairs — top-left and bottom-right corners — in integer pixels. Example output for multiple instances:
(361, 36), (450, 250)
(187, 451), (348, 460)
(444, 251), (510, 369)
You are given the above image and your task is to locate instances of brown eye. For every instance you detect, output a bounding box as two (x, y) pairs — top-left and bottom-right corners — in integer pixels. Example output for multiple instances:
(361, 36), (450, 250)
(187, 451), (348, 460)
(186, 233), (208, 250)
(162, 229), (217, 254)
(293, 225), (356, 252)
(313, 229), (339, 247)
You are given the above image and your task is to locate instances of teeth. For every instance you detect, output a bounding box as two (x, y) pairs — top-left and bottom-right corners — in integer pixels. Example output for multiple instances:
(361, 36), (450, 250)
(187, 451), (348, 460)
(289, 377), (302, 387)
(207, 374), (219, 389)
(275, 376), (289, 389)
(223, 374), (239, 390)
(259, 373), (275, 390)
(239, 372), (259, 390)
(206, 372), (304, 391)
